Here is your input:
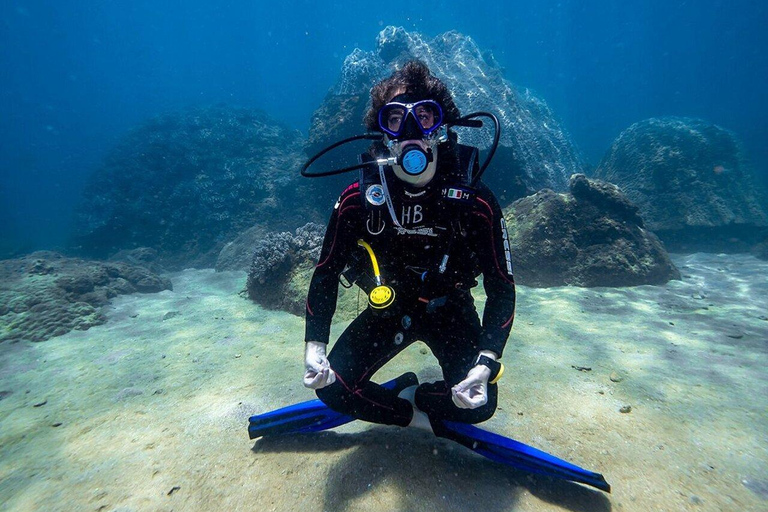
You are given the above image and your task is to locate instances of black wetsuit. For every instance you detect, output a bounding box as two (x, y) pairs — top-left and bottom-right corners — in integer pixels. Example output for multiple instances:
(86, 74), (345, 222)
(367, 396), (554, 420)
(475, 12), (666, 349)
(305, 145), (516, 427)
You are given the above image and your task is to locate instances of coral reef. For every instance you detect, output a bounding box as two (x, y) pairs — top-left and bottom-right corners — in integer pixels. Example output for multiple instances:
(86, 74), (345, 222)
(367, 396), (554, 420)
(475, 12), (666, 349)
(245, 223), (360, 319)
(594, 117), (768, 252)
(308, 26), (584, 202)
(0, 252), (171, 343)
(504, 175), (680, 287)
(72, 105), (318, 268)
(246, 223), (324, 314)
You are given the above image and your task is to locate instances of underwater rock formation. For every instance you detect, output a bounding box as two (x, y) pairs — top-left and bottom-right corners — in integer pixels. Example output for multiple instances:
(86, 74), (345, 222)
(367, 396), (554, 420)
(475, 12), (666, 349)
(215, 224), (270, 272)
(108, 247), (165, 273)
(0, 252), (171, 343)
(246, 223), (323, 315)
(308, 26), (584, 202)
(246, 223), (360, 320)
(504, 175), (680, 287)
(594, 117), (768, 252)
(752, 238), (768, 261)
(72, 105), (317, 268)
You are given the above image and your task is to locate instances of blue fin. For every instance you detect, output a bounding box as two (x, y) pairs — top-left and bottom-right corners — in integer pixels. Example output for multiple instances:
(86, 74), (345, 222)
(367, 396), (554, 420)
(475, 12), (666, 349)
(248, 398), (352, 439)
(440, 421), (611, 492)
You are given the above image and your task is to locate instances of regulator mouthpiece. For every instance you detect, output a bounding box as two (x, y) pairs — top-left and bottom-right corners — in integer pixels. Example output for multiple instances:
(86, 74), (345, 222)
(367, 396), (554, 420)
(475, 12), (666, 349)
(400, 145), (432, 175)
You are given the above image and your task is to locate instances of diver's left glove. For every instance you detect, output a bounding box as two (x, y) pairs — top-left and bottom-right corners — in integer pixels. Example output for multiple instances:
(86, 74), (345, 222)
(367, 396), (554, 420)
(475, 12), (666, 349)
(303, 340), (337, 390)
(451, 350), (502, 409)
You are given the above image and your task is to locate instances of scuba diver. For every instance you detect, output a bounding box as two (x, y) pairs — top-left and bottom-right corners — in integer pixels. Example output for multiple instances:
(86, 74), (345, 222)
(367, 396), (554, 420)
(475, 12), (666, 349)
(303, 60), (515, 432)
(249, 61), (610, 493)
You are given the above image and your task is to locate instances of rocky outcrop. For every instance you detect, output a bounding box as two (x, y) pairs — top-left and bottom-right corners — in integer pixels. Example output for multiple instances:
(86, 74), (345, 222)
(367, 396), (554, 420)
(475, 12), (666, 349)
(246, 223), (360, 320)
(246, 223), (324, 315)
(0, 252), (171, 343)
(504, 175), (680, 287)
(215, 225), (270, 272)
(752, 238), (768, 261)
(72, 105), (320, 268)
(308, 26), (584, 202)
(108, 247), (165, 273)
(594, 117), (768, 252)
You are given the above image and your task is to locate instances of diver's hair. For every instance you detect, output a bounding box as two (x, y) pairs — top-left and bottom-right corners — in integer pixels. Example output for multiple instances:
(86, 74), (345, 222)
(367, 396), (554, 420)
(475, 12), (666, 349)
(364, 60), (461, 131)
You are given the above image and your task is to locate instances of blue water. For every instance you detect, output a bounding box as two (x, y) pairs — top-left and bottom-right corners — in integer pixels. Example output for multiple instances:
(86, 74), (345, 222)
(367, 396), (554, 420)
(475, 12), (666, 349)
(1, 0), (766, 253)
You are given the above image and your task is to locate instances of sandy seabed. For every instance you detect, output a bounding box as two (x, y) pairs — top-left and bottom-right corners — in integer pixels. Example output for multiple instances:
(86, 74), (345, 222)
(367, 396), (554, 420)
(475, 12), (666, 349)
(0, 253), (766, 512)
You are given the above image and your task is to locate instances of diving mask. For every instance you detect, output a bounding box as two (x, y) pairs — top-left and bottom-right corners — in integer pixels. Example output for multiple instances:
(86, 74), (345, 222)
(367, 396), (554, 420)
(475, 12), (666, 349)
(378, 99), (444, 139)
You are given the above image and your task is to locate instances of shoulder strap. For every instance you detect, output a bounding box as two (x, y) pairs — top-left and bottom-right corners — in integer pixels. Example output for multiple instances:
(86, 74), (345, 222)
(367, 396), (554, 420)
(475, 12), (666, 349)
(358, 153), (383, 210)
(440, 144), (479, 205)
(456, 144), (479, 186)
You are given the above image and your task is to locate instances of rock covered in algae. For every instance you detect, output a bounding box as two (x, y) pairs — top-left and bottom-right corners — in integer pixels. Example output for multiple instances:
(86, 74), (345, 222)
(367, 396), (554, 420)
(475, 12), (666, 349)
(246, 223), (361, 321)
(0, 252), (172, 343)
(72, 105), (315, 268)
(215, 224), (270, 272)
(594, 117), (768, 252)
(504, 174), (680, 287)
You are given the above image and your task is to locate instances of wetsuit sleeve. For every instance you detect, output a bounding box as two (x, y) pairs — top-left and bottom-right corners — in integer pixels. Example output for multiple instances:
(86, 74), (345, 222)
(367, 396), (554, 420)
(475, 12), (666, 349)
(305, 183), (363, 344)
(469, 185), (516, 358)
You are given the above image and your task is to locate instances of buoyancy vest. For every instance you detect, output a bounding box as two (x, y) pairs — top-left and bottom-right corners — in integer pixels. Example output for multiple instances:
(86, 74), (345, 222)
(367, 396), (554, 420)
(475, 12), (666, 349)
(342, 144), (483, 311)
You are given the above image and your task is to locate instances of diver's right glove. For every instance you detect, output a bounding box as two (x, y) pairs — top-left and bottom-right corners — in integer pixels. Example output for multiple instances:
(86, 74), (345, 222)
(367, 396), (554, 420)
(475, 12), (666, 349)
(303, 340), (337, 389)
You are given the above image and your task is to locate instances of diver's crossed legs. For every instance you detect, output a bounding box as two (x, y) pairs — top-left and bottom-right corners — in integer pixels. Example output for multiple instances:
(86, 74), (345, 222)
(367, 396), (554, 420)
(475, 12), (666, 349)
(316, 305), (497, 428)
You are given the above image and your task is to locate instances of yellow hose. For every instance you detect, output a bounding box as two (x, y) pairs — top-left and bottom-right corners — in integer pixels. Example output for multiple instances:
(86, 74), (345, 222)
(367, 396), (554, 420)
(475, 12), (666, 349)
(356, 239), (381, 285)
(356, 239), (395, 309)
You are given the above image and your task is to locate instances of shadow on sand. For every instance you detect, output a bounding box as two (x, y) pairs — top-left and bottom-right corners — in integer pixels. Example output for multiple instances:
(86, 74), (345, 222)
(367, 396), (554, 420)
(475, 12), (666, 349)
(252, 427), (611, 512)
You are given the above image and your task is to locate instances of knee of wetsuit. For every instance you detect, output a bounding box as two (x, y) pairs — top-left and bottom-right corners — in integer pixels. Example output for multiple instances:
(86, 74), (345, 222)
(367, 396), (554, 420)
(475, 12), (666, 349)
(471, 400), (497, 424)
(469, 388), (499, 423)
(315, 381), (347, 411)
